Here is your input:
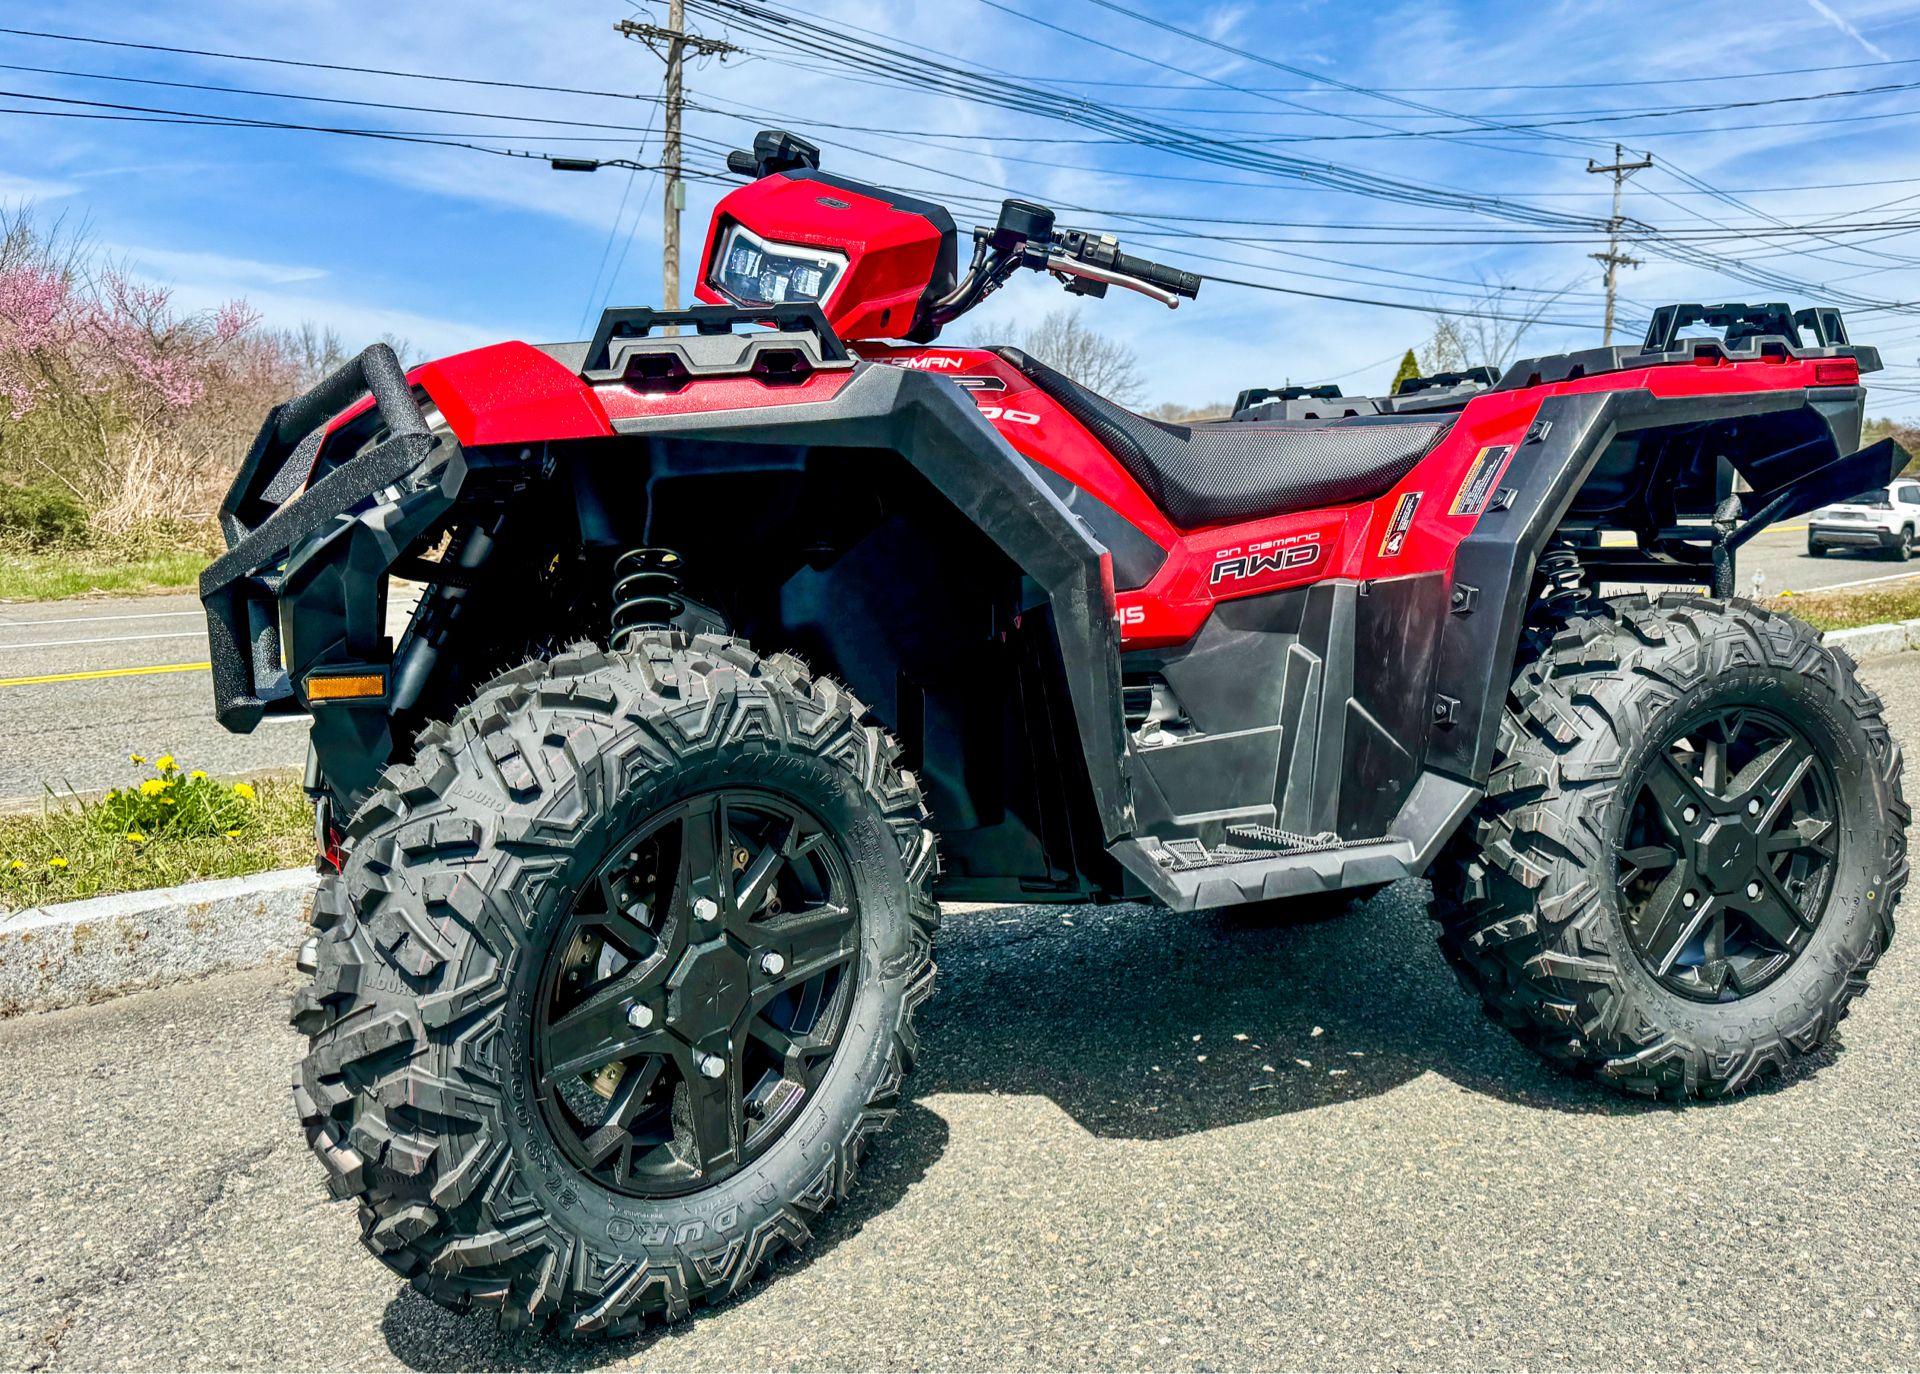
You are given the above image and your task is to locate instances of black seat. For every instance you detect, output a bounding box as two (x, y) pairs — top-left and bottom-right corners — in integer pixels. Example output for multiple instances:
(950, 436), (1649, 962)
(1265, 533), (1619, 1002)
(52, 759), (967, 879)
(1000, 349), (1452, 530)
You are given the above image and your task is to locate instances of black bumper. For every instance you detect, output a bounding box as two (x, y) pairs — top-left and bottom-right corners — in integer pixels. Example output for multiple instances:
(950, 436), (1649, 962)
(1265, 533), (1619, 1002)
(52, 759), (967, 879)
(198, 344), (432, 733)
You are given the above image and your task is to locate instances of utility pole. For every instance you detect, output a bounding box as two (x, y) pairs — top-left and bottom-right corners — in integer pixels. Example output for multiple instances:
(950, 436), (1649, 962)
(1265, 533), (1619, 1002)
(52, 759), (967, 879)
(615, 7), (738, 324)
(1586, 143), (1653, 346)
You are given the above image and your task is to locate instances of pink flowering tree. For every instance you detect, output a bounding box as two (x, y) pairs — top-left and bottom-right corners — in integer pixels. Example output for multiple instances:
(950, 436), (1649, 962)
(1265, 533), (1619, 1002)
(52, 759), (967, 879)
(0, 210), (295, 537)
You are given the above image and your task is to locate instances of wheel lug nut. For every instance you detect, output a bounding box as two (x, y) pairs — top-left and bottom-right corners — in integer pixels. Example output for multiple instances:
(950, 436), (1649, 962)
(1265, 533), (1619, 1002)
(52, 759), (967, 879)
(1682, 806), (1698, 823)
(1747, 881), (1762, 899)
(693, 897), (719, 923)
(697, 1052), (727, 1079)
(627, 1004), (654, 1029)
(1682, 891), (1697, 909)
(1747, 798), (1761, 816)
(760, 951), (785, 976)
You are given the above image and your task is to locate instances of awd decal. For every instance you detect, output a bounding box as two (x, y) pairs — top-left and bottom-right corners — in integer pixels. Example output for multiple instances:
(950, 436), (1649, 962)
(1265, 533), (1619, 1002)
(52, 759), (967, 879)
(1379, 492), (1422, 557)
(1450, 445), (1514, 517)
(1209, 538), (1321, 585)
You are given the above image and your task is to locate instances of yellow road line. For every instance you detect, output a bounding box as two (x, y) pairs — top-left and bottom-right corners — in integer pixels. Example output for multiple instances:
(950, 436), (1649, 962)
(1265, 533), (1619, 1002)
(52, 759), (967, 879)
(0, 660), (211, 689)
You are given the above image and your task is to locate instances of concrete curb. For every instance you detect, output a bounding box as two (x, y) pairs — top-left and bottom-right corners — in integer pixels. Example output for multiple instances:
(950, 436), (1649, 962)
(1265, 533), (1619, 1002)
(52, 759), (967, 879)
(0, 867), (317, 1017)
(1825, 618), (1920, 660)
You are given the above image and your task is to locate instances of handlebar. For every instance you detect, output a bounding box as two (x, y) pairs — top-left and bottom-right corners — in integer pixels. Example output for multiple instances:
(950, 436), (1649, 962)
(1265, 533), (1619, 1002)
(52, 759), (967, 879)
(1049, 226), (1202, 303)
(931, 199), (1204, 326)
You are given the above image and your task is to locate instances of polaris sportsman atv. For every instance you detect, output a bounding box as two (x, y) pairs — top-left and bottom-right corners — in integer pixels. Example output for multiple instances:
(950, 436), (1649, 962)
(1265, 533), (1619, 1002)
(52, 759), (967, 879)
(202, 129), (1910, 1336)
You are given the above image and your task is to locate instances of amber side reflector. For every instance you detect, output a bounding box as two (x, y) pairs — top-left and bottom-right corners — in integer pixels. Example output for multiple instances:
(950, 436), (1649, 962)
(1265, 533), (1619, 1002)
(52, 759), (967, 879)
(305, 672), (385, 702)
(1814, 361), (1859, 385)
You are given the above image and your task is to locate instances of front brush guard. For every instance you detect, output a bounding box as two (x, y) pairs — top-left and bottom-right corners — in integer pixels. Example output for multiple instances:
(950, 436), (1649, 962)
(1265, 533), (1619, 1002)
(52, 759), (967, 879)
(198, 344), (433, 732)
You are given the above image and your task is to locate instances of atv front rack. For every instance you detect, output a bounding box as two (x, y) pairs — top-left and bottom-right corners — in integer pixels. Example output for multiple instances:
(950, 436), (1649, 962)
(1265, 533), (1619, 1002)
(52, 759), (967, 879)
(199, 343), (435, 732)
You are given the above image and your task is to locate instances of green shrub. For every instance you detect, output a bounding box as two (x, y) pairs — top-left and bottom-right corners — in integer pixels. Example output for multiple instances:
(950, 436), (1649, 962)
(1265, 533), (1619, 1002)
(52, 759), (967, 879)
(0, 481), (87, 548)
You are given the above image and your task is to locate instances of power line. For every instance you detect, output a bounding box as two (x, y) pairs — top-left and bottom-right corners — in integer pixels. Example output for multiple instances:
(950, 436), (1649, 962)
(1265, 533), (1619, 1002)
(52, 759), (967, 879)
(0, 26), (665, 104)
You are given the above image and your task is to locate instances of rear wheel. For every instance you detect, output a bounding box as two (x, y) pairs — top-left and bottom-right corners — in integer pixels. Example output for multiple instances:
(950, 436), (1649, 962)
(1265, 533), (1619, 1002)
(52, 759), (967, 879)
(1806, 537), (1826, 557)
(1895, 527), (1914, 561)
(292, 636), (938, 1335)
(1431, 595), (1906, 1099)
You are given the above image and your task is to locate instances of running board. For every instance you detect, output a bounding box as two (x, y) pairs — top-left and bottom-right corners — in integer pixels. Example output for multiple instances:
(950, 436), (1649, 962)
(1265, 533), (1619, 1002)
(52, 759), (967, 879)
(1107, 771), (1482, 912)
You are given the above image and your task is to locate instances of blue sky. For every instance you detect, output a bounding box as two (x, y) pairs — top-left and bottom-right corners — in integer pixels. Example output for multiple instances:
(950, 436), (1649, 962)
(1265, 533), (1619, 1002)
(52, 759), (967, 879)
(2, 0), (1918, 415)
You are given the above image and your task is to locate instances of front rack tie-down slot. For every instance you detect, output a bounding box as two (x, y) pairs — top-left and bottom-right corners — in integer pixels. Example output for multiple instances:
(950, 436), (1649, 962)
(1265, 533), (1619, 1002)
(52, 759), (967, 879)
(199, 343), (433, 733)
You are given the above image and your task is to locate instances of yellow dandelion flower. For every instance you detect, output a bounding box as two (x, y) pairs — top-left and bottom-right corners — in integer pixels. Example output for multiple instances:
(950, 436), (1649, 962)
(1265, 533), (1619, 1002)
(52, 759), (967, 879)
(232, 782), (256, 801)
(129, 753), (145, 764)
(156, 754), (175, 771)
(189, 770), (207, 780)
(127, 832), (147, 843)
(48, 856), (68, 869)
(225, 829), (242, 838)
(139, 778), (167, 796)
(7, 859), (23, 871)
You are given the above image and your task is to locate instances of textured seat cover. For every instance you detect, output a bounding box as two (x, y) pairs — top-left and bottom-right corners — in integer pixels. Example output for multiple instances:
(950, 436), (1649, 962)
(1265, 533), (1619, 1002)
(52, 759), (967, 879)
(1000, 348), (1452, 530)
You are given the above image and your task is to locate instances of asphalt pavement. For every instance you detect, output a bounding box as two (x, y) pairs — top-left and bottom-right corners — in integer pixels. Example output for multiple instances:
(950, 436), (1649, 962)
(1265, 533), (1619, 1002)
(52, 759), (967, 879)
(2, 655), (1917, 1370)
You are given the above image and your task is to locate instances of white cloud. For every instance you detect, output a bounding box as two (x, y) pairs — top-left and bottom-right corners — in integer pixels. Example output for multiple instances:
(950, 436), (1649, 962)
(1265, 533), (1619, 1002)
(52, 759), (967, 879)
(105, 243), (328, 288)
(1803, 0), (1892, 59)
(0, 171), (78, 204)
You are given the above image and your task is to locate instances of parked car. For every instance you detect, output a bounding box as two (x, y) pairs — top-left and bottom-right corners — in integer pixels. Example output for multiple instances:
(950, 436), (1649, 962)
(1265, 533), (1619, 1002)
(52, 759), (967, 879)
(1807, 480), (1920, 558)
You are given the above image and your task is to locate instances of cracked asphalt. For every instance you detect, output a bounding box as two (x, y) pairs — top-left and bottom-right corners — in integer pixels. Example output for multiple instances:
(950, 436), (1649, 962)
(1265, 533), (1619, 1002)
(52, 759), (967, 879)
(3, 654), (1919, 1371)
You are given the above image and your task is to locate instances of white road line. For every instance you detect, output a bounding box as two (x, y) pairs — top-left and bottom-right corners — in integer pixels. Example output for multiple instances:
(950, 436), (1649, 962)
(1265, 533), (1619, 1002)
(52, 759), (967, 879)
(1784, 570), (1920, 596)
(0, 610), (200, 629)
(0, 630), (206, 651)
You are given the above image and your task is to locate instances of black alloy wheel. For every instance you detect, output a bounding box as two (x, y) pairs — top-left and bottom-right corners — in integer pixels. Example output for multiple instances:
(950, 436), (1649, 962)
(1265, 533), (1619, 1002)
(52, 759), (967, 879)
(1617, 707), (1838, 1002)
(534, 789), (860, 1197)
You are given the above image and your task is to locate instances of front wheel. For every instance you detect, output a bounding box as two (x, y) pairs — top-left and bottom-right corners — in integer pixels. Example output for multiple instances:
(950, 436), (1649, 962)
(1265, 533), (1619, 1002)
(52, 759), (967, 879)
(1431, 595), (1907, 1099)
(291, 636), (938, 1336)
(1896, 528), (1914, 561)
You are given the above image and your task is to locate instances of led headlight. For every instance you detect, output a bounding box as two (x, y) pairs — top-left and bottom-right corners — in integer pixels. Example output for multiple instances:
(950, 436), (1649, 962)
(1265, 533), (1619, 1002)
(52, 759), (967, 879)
(709, 223), (847, 306)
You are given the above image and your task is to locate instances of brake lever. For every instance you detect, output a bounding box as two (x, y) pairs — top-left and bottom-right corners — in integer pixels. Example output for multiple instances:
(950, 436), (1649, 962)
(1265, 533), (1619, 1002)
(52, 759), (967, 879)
(1044, 254), (1182, 309)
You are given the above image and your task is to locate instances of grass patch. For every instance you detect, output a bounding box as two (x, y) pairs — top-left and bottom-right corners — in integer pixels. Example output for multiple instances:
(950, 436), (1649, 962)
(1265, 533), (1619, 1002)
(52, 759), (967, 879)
(0, 758), (311, 913)
(0, 521), (219, 602)
(1766, 575), (1920, 633)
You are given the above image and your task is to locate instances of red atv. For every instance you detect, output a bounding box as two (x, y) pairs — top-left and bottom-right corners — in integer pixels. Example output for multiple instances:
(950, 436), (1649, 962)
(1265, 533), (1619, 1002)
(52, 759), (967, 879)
(202, 129), (1909, 1336)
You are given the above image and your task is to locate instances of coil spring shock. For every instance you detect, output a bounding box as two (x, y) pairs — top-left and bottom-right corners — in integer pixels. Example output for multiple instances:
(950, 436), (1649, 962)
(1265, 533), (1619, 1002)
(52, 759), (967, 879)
(609, 547), (685, 651)
(1534, 541), (1590, 619)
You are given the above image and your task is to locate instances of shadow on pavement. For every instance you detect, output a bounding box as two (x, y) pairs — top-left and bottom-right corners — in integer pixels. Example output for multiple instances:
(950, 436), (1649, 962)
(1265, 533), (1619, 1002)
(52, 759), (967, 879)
(381, 879), (1731, 1368)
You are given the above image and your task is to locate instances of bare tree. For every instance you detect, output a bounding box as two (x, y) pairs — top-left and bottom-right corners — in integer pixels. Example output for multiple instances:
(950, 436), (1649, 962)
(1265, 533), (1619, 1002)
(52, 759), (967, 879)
(969, 307), (1146, 405)
(277, 321), (351, 389)
(1418, 276), (1577, 376)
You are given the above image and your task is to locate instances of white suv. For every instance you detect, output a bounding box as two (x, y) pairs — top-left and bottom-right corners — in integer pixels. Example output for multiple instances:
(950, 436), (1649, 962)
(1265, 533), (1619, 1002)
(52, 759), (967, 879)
(1808, 481), (1920, 560)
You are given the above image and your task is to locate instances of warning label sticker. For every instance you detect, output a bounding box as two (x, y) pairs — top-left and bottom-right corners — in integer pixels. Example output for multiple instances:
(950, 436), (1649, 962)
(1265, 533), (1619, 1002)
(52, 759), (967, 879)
(1379, 491), (1422, 557)
(1450, 444), (1515, 517)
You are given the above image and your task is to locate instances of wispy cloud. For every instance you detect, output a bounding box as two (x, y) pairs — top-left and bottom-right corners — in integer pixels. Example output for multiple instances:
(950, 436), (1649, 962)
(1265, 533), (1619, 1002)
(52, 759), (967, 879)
(106, 244), (328, 288)
(0, 171), (78, 204)
(1803, 0), (1891, 59)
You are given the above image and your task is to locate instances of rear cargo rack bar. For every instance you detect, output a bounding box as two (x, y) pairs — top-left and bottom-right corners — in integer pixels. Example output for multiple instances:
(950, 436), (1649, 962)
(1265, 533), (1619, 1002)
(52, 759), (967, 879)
(199, 343), (434, 732)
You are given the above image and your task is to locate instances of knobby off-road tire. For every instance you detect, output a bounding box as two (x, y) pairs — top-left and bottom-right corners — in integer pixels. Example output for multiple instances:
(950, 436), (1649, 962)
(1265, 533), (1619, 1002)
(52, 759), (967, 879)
(291, 635), (938, 1336)
(1431, 594), (1908, 1099)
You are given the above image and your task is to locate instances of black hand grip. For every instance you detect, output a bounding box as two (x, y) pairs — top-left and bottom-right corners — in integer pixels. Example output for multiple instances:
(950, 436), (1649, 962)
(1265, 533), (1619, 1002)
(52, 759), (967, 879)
(1114, 251), (1203, 299)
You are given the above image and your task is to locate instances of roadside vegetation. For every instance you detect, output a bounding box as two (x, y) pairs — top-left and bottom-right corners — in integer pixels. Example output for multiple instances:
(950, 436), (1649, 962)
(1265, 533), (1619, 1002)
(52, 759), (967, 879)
(0, 755), (311, 912)
(0, 208), (412, 600)
(1769, 575), (1920, 633)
